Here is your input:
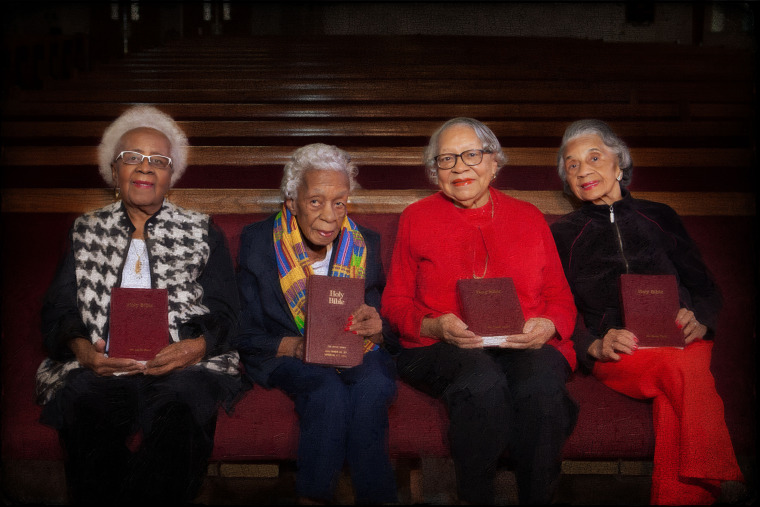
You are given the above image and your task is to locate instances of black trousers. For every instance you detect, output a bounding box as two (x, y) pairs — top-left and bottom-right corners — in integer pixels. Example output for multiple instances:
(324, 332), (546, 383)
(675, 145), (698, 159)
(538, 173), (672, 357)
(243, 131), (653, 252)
(397, 342), (578, 505)
(41, 368), (229, 505)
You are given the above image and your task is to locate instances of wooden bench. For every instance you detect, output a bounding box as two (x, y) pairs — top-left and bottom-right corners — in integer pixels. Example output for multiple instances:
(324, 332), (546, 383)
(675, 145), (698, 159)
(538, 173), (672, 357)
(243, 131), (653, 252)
(3, 101), (752, 121)
(1, 188), (755, 505)
(2, 32), (755, 504)
(2, 145), (754, 197)
(106, 35), (754, 82)
(1, 119), (753, 139)
(2, 33), (90, 88)
(11, 78), (753, 104)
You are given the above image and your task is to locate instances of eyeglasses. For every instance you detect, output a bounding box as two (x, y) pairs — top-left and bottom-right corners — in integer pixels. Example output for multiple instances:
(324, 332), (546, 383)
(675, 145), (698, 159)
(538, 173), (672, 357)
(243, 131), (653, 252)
(433, 149), (491, 170)
(115, 151), (172, 169)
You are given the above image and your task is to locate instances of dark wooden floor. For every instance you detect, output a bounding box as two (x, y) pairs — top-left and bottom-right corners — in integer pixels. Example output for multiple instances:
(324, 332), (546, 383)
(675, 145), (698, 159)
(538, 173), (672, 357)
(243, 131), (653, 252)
(0, 457), (654, 505)
(194, 456), (760, 505)
(194, 458), (757, 505)
(195, 458), (655, 505)
(1, 453), (755, 504)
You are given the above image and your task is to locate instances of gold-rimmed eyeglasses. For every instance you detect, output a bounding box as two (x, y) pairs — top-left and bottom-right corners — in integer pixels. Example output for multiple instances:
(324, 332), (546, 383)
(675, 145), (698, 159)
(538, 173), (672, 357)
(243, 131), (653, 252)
(115, 151), (172, 169)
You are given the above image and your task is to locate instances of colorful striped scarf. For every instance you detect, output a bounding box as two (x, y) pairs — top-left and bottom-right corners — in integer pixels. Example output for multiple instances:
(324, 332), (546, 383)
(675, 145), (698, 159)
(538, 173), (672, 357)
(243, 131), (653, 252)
(273, 205), (379, 354)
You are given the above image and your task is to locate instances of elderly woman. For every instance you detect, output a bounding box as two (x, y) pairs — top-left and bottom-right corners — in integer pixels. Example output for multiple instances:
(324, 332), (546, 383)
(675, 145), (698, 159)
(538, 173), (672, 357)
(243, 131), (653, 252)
(35, 106), (241, 505)
(549, 119), (745, 504)
(381, 117), (578, 505)
(235, 143), (398, 504)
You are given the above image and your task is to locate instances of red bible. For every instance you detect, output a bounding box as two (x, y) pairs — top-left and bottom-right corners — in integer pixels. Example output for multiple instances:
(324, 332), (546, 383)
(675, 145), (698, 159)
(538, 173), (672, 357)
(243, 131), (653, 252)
(304, 275), (365, 368)
(620, 274), (684, 348)
(108, 287), (171, 360)
(457, 277), (525, 347)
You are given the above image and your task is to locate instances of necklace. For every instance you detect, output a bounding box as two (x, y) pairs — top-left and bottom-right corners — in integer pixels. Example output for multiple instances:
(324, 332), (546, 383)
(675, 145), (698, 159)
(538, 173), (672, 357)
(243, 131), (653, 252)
(473, 229), (489, 279)
(472, 193), (495, 279)
(132, 240), (148, 278)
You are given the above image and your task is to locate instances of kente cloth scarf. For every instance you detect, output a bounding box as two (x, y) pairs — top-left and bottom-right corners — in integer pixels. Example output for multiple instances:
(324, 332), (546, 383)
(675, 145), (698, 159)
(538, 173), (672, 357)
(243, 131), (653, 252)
(273, 205), (379, 354)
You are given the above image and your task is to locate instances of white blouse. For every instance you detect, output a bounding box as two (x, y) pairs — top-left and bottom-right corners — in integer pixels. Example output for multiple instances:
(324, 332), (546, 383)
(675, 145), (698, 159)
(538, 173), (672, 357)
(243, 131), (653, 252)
(121, 238), (151, 288)
(309, 243), (332, 276)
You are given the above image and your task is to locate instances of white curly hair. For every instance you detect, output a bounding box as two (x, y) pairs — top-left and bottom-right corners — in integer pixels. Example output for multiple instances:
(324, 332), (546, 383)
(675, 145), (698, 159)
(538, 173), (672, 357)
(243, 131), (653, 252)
(97, 105), (189, 186)
(280, 143), (359, 200)
(423, 117), (508, 185)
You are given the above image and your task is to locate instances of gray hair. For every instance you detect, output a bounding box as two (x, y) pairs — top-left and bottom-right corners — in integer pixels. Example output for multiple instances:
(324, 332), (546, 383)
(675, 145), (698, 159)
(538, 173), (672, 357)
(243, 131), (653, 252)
(97, 105), (189, 187)
(281, 143), (359, 200)
(557, 119), (633, 194)
(423, 117), (508, 185)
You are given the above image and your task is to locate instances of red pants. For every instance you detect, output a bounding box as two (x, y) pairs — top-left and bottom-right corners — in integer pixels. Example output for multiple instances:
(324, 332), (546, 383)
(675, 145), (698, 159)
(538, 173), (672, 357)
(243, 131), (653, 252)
(593, 340), (744, 505)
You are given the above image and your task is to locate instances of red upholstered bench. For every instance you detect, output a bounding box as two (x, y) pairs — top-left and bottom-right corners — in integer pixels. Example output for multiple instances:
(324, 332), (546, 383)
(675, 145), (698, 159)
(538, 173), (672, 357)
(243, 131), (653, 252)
(1, 204), (755, 504)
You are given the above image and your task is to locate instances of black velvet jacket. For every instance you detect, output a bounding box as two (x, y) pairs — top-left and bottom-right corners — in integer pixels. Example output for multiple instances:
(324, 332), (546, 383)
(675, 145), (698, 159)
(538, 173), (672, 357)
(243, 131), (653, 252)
(550, 190), (721, 372)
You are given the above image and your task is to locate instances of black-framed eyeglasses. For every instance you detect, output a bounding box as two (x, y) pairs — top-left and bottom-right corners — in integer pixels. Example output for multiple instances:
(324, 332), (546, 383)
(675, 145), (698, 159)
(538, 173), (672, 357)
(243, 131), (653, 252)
(433, 149), (491, 170)
(115, 151), (172, 169)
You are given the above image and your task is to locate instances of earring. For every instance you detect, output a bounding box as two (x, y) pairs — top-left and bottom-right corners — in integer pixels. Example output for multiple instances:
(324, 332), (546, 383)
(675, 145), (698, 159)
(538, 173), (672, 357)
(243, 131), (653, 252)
(616, 173), (622, 181)
(114, 187), (121, 199)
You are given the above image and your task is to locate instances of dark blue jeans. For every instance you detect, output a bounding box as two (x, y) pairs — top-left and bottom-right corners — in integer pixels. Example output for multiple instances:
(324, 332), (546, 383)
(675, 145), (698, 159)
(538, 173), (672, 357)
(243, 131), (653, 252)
(268, 349), (398, 503)
(397, 342), (578, 505)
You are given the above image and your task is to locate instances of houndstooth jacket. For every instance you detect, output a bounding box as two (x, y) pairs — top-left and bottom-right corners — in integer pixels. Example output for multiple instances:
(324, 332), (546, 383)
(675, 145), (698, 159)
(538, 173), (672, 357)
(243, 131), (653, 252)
(35, 200), (240, 404)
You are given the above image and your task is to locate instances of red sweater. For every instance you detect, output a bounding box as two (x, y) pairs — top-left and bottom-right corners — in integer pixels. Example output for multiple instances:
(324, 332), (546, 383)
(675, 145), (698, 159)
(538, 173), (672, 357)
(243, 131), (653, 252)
(381, 188), (577, 370)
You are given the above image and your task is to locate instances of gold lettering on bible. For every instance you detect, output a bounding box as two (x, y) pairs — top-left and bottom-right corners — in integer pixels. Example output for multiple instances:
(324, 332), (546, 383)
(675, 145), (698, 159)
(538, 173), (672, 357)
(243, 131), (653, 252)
(324, 344), (348, 358)
(637, 289), (664, 295)
(328, 290), (346, 305)
(125, 302), (155, 308)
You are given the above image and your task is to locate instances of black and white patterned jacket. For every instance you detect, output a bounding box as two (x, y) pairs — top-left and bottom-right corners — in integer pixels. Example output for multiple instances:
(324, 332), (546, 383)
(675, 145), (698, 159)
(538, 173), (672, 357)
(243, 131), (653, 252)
(36, 200), (240, 404)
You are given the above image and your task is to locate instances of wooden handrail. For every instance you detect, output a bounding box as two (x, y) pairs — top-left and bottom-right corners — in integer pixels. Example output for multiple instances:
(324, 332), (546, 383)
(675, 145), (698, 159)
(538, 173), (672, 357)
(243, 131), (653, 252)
(12, 81), (752, 104)
(2, 102), (750, 121)
(2, 188), (754, 216)
(2, 146), (753, 168)
(1, 120), (752, 139)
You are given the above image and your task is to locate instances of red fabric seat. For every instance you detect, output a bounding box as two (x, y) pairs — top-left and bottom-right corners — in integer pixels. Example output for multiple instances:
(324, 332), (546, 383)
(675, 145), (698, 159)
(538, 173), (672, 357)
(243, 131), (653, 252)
(2, 212), (754, 481)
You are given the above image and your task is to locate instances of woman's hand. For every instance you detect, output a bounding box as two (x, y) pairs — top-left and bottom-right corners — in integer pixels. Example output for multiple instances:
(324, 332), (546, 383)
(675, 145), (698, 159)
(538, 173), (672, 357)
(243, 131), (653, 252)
(422, 313), (482, 349)
(347, 304), (383, 344)
(589, 328), (638, 362)
(144, 337), (206, 376)
(676, 308), (707, 345)
(499, 317), (556, 350)
(277, 336), (305, 360)
(69, 337), (146, 376)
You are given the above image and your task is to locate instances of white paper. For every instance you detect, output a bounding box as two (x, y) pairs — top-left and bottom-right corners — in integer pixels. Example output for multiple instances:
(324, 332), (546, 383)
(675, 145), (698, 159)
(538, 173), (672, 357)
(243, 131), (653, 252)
(481, 335), (508, 347)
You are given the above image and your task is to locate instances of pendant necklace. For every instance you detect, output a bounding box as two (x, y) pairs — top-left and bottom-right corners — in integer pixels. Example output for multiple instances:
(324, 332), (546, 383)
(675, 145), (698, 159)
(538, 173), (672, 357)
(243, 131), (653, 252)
(133, 241), (148, 278)
(472, 193), (495, 279)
